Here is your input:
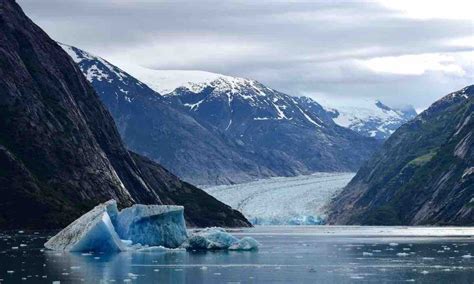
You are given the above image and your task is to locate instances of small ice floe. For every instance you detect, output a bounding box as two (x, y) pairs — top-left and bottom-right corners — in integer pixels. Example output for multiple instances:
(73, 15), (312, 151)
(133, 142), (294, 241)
(420, 270), (429, 275)
(182, 228), (259, 251)
(397, 253), (409, 257)
(362, 252), (373, 256)
(6, 271), (14, 274)
(461, 254), (473, 258)
(422, 257), (435, 260)
(11, 247), (18, 250)
(18, 231), (24, 234)
(19, 244), (27, 247)
(388, 243), (399, 247)
(200, 266), (208, 271)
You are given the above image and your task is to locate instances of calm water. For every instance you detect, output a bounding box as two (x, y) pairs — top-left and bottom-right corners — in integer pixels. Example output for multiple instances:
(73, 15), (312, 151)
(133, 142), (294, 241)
(1, 226), (473, 283)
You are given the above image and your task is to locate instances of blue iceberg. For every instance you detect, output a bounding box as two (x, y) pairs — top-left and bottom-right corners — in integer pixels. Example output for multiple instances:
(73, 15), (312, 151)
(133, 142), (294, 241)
(44, 201), (126, 252)
(182, 227), (260, 251)
(44, 200), (187, 252)
(45, 201), (259, 253)
(113, 204), (188, 248)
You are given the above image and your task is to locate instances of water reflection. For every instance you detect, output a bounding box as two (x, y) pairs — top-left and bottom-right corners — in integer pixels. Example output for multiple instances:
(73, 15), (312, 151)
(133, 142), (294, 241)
(1, 227), (473, 283)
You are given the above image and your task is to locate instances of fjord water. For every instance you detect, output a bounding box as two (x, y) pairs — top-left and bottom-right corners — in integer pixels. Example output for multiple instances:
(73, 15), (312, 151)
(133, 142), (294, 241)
(1, 227), (473, 283)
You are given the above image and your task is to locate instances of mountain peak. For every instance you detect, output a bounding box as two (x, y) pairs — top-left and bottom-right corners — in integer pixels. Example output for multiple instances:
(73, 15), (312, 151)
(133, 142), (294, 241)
(323, 99), (417, 140)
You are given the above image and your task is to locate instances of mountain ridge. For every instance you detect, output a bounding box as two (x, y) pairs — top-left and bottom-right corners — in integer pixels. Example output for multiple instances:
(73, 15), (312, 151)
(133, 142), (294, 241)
(61, 44), (382, 185)
(327, 85), (474, 226)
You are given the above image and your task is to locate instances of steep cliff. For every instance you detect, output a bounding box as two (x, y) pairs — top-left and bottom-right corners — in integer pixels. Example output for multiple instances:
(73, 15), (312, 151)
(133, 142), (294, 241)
(0, 0), (250, 229)
(328, 86), (473, 225)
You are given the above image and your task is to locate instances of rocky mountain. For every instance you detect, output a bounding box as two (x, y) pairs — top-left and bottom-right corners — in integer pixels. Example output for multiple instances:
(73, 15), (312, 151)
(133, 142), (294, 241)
(327, 86), (473, 226)
(66, 53), (381, 185)
(152, 72), (382, 175)
(323, 100), (417, 140)
(59, 44), (267, 186)
(0, 0), (250, 229)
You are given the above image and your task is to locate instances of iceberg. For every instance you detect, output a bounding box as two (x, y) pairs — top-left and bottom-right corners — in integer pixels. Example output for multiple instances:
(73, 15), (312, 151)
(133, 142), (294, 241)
(45, 200), (187, 252)
(45, 201), (258, 253)
(44, 201), (126, 252)
(113, 204), (188, 248)
(182, 227), (260, 251)
(229, 237), (261, 251)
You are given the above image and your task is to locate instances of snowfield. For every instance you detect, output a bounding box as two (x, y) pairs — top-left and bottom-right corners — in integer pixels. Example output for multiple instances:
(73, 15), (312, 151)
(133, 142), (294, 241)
(204, 173), (355, 225)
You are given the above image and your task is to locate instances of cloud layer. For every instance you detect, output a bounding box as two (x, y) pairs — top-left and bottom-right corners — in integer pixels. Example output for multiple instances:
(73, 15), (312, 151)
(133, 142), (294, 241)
(18, 0), (473, 108)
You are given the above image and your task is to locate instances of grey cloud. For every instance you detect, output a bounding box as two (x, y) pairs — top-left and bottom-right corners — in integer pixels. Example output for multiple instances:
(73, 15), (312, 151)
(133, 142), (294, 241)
(18, 0), (474, 108)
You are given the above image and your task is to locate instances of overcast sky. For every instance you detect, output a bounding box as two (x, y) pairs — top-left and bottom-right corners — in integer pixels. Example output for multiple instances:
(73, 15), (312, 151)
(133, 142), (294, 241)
(18, 0), (473, 110)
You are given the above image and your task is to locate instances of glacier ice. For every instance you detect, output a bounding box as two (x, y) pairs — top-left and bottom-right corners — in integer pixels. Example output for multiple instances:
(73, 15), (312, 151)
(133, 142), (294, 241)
(113, 204), (188, 248)
(204, 173), (354, 225)
(229, 237), (260, 251)
(44, 200), (126, 252)
(45, 200), (187, 252)
(182, 227), (260, 251)
(45, 201), (257, 253)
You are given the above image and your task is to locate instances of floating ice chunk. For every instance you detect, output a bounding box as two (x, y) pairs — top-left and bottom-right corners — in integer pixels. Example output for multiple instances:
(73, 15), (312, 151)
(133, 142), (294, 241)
(183, 227), (259, 250)
(44, 200), (126, 252)
(184, 227), (238, 250)
(113, 204), (187, 248)
(44, 200), (189, 252)
(229, 237), (260, 251)
(397, 252), (409, 257)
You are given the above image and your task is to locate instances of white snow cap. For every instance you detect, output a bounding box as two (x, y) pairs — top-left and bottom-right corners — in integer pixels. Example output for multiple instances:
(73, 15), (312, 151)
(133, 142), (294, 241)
(120, 65), (257, 95)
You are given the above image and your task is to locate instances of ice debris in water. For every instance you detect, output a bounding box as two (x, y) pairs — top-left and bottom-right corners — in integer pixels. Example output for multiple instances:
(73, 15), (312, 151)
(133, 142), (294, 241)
(182, 227), (260, 251)
(44, 200), (187, 252)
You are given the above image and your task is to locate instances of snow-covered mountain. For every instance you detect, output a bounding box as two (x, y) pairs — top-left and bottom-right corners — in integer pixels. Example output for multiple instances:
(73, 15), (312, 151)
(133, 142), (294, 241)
(322, 100), (417, 140)
(61, 44), (381, 185)
(126, 67), (416, 140)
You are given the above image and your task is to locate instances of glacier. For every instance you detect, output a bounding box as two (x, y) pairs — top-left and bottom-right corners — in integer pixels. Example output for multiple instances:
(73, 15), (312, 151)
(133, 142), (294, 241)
(45, 200), (258, 253)
(204, 173), (354, 225)
(182, 227), (260, 251)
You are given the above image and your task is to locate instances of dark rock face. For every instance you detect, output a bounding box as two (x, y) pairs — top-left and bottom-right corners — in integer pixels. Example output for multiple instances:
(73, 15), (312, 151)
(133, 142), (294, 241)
(130, 153), (250, 228)
(0, 0), (250, 229)
(60, 45), (381, 185)
(327, 86), (474, 226)
(59, 44), (261, 186)
(167, 82), (381, 178)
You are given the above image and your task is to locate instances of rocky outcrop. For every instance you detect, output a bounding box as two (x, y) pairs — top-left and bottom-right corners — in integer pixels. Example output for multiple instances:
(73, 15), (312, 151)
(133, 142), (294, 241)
(0, 0), (250, 229)
(327, 86), (473, 226)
